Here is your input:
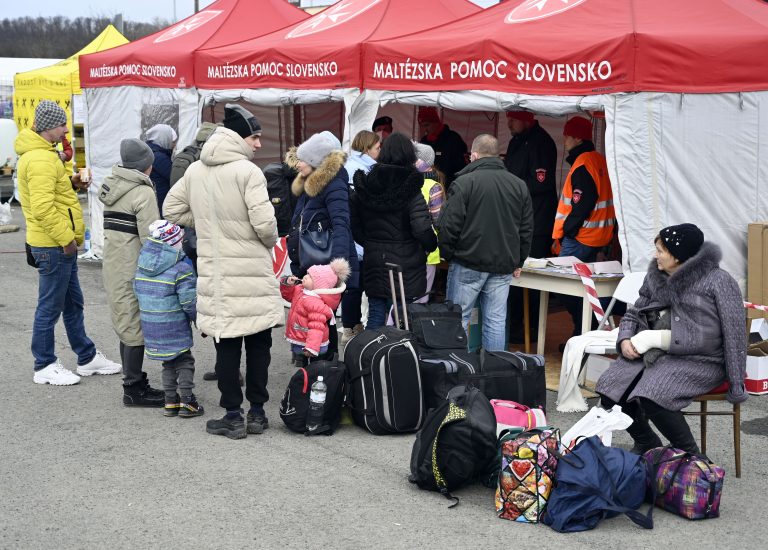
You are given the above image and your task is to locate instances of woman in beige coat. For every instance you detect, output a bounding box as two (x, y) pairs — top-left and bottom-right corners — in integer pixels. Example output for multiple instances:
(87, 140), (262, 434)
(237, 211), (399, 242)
(164, 104), (283, 440)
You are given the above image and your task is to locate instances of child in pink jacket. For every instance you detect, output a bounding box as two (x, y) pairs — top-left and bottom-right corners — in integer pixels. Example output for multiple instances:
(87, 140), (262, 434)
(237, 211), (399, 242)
(281, 258), (350, 363)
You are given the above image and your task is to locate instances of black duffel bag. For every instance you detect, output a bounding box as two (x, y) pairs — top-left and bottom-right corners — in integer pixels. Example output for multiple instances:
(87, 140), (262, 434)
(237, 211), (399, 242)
(478, 350), (547, 411)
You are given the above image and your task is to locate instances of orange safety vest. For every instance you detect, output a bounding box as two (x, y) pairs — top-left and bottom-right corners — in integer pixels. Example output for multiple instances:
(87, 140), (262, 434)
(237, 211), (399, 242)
(552, 151), (616, 247)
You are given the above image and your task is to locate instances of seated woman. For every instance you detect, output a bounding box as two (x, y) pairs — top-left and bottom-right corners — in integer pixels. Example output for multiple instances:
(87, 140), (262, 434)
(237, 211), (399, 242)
(596, 223), (747, 454)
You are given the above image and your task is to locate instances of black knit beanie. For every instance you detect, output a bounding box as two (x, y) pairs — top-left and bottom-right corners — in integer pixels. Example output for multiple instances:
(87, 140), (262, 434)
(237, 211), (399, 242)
(223, 103), (262, 139)
(659, 223), (704, 262)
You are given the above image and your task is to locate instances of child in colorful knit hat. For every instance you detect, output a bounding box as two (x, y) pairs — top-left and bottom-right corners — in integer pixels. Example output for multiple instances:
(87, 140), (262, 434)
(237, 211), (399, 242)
(134, 220), (203, 417)
(280, 258), (350, 365)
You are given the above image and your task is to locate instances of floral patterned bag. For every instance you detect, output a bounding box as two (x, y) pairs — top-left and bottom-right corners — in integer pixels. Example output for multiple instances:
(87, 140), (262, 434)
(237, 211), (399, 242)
(495, 428), (560, 523)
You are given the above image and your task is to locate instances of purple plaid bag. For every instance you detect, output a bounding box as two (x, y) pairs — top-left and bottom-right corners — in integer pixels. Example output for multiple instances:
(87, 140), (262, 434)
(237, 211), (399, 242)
(643, 447), (725, 520)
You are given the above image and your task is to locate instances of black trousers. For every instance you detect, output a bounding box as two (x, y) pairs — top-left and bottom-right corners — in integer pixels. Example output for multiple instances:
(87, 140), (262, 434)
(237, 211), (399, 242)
(214, 329), (272, 411)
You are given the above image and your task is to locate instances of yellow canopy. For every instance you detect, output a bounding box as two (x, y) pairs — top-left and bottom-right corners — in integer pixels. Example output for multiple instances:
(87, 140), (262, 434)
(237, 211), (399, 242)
(13, 25), (128, 131)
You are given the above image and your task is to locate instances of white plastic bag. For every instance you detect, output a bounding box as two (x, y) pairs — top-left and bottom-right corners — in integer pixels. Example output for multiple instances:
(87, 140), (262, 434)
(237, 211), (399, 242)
(560, 405), (633, 450)
(0, 201), (11, 225)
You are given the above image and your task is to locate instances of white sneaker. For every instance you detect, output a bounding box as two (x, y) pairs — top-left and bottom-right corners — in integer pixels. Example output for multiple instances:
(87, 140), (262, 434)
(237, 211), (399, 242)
(33, 360), (81, 386)
(76, 350), (122, 376)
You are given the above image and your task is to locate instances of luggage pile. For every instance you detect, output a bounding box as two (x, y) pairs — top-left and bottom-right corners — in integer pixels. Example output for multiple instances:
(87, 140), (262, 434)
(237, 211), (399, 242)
(277, 263), (726, 529)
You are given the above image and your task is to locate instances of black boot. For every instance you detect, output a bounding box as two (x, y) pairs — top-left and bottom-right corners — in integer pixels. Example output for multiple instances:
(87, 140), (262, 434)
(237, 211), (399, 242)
(123, 373), (165, 407)
(626, 416), (663, 455)
(647, 407), (700, 455)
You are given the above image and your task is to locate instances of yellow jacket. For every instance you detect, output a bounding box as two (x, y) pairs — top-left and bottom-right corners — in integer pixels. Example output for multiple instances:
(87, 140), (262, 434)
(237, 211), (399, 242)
(15, 128), (84, 247)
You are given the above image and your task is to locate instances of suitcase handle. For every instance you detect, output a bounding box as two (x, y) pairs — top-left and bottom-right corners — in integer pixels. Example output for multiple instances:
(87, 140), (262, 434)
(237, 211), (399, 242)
(386, 262), (409, 331)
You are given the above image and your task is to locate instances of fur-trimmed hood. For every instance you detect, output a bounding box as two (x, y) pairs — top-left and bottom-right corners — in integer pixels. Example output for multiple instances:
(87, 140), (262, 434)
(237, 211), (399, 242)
(352, 163), (424, 212)
(291, 150), (347, 198)
(644, 241), (722, 305)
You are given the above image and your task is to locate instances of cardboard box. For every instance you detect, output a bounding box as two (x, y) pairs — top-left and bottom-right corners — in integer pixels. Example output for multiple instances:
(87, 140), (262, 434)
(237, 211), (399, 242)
(747, 223), (768, 319)
(746, 355), (768, 395)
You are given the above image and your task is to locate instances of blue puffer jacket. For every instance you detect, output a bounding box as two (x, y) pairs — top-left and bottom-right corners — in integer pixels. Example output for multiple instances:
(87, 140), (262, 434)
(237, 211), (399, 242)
(287, 150), (359, 288)
(134, 238), (197, 360)
(148, 141), (173, 211)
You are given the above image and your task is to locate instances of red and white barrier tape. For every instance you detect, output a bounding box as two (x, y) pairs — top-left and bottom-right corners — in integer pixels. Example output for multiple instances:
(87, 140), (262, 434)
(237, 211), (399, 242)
(744, 301), (768, 313)
(572, 262), (609, 328)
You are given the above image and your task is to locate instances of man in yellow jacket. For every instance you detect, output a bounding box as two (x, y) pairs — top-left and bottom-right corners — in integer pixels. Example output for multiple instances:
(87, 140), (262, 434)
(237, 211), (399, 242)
(16, 100), (121, 386)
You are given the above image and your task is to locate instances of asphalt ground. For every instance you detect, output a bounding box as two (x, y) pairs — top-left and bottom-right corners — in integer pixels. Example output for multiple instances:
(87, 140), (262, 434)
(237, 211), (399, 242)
(1, 203), (767, 549)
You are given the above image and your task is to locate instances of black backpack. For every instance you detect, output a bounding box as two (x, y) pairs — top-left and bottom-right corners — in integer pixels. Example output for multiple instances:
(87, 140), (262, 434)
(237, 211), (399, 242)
(409, 386), (498, 507)
(263, 162), (298, 237)
(278, 356), (347, 435)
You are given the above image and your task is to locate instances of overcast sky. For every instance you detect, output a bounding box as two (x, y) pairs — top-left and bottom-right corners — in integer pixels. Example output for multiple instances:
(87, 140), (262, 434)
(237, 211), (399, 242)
(2, 0), (499, 24)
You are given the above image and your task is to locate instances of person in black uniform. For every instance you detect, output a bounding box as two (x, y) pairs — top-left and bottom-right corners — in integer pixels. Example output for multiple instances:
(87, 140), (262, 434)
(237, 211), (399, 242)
(418, 107), (468, 188)
(503, 110), (558, 344)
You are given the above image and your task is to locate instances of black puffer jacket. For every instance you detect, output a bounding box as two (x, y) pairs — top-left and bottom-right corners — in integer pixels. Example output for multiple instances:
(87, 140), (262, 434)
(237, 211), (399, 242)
(351, 164), (437, 299)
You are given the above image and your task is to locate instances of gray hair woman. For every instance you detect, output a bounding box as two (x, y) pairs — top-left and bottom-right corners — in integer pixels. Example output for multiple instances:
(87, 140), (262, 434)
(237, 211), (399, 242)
(596, 223), (747, 454)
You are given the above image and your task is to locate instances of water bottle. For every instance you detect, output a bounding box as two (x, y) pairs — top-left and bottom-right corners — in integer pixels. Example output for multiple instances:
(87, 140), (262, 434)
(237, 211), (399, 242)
(84, 227), (91, 252)
(306, 375), (327, 433)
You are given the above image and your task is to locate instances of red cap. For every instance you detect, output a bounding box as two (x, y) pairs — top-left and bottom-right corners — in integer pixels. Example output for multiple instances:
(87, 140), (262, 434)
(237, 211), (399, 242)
(418, 107), (441, 124)
(563, 116), (593, 141)
(506, 111), (535, 123)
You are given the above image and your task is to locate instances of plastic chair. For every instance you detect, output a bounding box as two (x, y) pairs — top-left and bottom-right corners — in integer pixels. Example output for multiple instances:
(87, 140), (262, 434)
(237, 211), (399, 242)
(576, 271), (647, 384)
(682, 382), (741, 478)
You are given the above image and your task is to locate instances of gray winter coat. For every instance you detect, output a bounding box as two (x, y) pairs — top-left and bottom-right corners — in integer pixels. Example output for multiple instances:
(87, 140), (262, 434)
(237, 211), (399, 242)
(596, 242), (747, 410)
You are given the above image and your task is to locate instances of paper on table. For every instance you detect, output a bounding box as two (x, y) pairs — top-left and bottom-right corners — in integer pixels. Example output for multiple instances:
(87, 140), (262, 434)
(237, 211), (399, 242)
(575, 260), (623, 275)
(524, 256), (581, 268)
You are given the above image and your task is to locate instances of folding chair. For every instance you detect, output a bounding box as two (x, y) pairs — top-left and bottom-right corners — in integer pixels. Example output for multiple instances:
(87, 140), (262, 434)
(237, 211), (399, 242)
(575, 270), (647, 384)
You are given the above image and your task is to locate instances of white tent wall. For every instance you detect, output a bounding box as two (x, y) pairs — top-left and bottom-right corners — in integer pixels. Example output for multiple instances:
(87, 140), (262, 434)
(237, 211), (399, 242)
(606, 91), (768, 290)
(351, 90), (764, 289)
(83, 86), (199, 257)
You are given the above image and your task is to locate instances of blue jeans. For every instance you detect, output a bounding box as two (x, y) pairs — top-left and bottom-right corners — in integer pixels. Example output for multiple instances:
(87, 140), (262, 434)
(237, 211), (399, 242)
(366, 297), (392, 330)
(30, 246), (96, 370)
(446, 262), (512, 352)
(560, 236), (600, 262)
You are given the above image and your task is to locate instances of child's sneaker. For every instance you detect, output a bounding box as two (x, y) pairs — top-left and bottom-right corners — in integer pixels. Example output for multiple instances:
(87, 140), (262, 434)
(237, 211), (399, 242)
(179, 396), (204, 418)
(164, 393), (181, 417)
(76, 350), (122, 376)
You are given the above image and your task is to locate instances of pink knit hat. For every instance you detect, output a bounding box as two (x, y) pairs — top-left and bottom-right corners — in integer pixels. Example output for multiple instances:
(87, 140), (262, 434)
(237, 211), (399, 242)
(307, 258), (351, 290)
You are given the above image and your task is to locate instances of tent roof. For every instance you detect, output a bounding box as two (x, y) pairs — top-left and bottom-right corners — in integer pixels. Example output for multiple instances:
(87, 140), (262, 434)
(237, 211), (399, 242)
(79, 0), (307, 89)
(194, 0), (481, 90)
(363, 0), (768, 95)
(14, 25), (128, 95)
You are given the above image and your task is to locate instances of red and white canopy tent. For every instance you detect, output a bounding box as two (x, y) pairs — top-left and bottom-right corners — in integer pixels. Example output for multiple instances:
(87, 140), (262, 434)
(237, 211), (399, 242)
(192, 0), (481, 149)
(78, 0), (307, 257)
(358, 0), (768, 285)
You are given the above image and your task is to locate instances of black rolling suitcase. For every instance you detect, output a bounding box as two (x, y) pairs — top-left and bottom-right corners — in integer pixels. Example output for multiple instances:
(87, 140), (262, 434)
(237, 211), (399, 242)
(345, 264), (424, 434)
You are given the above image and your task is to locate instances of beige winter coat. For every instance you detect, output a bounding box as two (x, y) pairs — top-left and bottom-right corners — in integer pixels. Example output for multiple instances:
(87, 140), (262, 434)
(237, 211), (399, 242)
(163, 127), (283, 340)
(99, 165), (160, 345)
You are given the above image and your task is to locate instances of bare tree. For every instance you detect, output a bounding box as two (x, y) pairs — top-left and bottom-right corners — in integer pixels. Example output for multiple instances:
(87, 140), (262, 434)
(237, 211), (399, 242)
(0, 16), (169, 57)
